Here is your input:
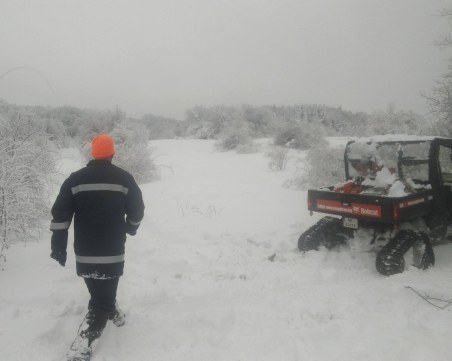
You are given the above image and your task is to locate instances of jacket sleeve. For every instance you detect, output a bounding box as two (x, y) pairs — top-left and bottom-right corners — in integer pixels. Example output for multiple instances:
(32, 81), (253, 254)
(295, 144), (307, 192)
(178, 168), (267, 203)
(50, 177), (75, 253)
(125, 176), (145, 236)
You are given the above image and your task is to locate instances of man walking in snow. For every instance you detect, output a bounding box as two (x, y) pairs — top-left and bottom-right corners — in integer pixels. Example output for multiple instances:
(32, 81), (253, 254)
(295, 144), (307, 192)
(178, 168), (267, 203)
(50, 134), (145, 360)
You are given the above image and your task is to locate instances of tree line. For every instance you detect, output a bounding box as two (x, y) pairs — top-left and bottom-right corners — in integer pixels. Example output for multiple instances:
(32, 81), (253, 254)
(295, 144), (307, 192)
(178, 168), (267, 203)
(182, 103), (431, 151)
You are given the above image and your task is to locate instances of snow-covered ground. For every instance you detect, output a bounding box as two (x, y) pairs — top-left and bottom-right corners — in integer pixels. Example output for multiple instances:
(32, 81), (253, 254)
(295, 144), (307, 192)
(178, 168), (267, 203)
(2, 139), (452, 361)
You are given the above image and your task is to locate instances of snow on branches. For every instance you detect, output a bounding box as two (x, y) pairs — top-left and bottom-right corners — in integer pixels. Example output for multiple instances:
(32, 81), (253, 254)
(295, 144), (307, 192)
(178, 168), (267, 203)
(0, 112), (54, 265)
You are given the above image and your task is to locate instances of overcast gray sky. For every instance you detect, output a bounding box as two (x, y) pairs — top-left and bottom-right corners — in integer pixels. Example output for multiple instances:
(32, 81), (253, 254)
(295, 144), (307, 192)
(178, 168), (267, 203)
(0, 0), (451, 119)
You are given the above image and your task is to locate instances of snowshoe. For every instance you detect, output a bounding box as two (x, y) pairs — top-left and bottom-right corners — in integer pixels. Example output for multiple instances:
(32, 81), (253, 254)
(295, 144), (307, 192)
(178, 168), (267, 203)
(298, 216), (351, 252)
(67, 334), (92, 361)
(67, 309), (109, 361)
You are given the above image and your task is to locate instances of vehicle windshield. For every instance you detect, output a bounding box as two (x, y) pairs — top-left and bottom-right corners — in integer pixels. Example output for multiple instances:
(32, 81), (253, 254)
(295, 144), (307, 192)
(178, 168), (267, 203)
(400, 142), (430, 181)
(346, 141), (430, 183)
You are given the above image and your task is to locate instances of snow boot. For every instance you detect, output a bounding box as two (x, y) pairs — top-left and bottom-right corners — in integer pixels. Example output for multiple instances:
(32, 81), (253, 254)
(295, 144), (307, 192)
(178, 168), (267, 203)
(67, 309), (109, 361)
(109, 303), (125, 327)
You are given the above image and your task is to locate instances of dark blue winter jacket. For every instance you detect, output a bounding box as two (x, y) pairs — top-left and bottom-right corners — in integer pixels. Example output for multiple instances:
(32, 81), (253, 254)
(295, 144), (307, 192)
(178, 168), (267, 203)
(50, 159), (145, 278)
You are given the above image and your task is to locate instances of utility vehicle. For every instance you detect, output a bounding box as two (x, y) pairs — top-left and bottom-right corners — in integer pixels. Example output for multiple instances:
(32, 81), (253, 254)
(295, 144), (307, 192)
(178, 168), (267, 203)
(298, 136), (452, 275)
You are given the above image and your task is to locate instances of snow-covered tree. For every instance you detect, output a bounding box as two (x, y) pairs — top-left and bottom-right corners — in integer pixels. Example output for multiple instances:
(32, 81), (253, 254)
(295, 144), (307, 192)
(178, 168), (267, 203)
(0, 112), (54, 265)
(274, 121), (325, 150)
(109, 124), (159, 184)
(81, 123), (159, 184)
(216, 118), (254, 151)
(425, 7), (452, 136)
(370, 104), (429, 136)
(141, 113), (186, 139)
(267, 145), (289, 171)
(287, 144), (345, 189)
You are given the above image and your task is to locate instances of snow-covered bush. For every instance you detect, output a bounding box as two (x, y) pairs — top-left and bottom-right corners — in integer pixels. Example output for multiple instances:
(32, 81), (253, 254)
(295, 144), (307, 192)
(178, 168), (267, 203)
(235, 142), (259, 154)
(216, 120), (254, 151)
(141, 114), (187, 139)
(186, 121), (216, 139)
(107, 124), (159, 184)
(266, 145), (289, 171)
(287, 144), (345, 189)
(80, 122), (160, 184)
(186, 105), (242, 139)
(0, 112), (55, 265)
(274, 121), (324, 150)
(216, 132), (250, 151)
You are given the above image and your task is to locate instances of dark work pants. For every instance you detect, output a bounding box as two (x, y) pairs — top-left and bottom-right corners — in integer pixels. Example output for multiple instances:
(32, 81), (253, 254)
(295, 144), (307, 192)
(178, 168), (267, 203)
(84, 277), (120, 314)
(80, 277), (120, 346)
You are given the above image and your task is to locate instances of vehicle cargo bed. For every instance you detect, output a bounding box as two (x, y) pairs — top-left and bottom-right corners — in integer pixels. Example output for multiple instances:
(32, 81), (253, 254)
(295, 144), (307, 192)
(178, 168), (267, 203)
(308, 187), (434, 224)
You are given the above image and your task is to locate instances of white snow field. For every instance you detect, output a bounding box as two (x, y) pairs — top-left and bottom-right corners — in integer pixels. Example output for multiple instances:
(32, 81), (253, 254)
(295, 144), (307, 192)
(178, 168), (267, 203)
(2, 139), (452, 361)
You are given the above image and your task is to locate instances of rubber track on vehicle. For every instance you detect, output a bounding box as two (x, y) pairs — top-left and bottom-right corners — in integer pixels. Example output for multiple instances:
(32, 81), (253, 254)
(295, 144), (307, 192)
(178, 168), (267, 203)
(298, 216), (344, 252)
(376, 230), (434, 276)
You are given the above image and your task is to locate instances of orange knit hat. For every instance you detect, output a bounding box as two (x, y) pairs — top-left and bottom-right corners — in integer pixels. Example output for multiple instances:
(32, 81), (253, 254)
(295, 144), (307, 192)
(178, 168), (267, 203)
(91, 134), (115, 158)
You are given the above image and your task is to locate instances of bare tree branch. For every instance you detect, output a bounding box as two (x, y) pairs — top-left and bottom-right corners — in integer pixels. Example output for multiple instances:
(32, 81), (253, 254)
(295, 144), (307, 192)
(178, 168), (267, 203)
(405, 286), (452, 310)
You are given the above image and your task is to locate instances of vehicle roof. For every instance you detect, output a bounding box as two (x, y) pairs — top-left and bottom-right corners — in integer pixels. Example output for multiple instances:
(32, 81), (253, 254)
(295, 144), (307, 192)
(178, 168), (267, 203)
(347, 135), (452, 145)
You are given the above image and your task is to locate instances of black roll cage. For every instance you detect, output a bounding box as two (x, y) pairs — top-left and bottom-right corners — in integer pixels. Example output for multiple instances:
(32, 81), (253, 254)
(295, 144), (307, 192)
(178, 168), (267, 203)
(344, 137), (452, 211)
